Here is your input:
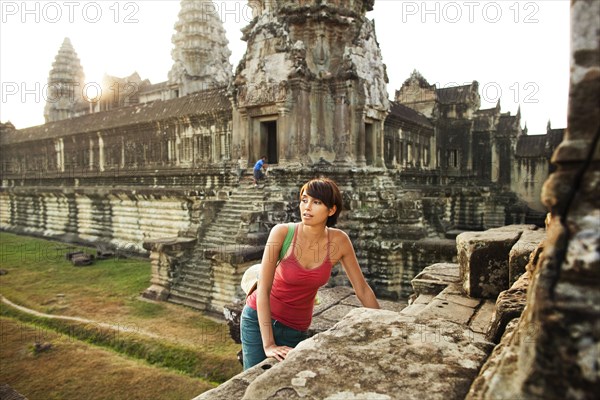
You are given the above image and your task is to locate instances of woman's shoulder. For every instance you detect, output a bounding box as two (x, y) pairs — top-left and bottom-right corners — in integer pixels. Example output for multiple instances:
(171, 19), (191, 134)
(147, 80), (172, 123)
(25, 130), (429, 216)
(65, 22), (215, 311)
(271, 222), (297, 236)
(328, 227), (350, 241)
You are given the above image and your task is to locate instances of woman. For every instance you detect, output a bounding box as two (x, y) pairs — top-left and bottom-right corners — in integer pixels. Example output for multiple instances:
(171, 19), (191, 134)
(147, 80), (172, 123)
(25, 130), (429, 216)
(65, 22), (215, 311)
(240, 177), (380, 370)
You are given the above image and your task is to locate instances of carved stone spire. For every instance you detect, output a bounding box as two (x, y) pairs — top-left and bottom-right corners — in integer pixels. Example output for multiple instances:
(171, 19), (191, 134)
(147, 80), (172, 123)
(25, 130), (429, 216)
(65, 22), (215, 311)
(44, 38), (87, 123)
(168, 0), (233, 96)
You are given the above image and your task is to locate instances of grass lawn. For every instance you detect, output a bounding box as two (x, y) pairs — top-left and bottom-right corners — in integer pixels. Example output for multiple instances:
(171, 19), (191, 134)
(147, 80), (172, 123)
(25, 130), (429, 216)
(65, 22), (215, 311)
(0, 317), (215, 400)
(0, 232), (242, 399)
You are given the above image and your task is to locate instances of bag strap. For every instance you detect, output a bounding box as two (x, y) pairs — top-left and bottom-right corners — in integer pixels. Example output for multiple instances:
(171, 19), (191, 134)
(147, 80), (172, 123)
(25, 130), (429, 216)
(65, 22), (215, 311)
(278, 223), (295, 261)
(245, 223), (295, 299)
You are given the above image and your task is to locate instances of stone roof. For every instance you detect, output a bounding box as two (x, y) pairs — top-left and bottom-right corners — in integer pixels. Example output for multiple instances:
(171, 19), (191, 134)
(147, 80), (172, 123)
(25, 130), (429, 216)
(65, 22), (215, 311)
(515, 129), (564, 158)
(401, 70), (435, 90)
(473, 107), (499, 131)
(2, 87), (232, 144)
(476, 107), (498, 116)
(497, 114), (520, 135)
(547, 129), (565, 145)
(516, 135), (548, 157)
(436, 82), (478, 105)
(140, 80), (171, 92)
(388, 101), (434, 129)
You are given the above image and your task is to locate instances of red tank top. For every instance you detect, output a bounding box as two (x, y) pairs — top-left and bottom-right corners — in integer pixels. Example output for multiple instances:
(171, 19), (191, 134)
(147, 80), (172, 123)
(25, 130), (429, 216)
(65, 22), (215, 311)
(247, 224), (333, 331)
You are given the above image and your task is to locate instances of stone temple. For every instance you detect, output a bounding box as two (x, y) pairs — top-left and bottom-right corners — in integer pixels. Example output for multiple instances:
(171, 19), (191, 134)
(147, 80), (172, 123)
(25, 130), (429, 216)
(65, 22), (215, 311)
(1, 0), (564, 313)
(2, 1), (599, 398)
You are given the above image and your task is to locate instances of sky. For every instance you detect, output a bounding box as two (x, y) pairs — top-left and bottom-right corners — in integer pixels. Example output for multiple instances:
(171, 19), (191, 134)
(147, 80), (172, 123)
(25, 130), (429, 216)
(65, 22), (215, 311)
(0, 0), (571, 134)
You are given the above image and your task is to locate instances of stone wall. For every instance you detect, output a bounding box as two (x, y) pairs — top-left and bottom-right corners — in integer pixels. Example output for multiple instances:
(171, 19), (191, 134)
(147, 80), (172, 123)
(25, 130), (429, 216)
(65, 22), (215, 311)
(513, 127), (564, 213)
(0, 188), (200, 253)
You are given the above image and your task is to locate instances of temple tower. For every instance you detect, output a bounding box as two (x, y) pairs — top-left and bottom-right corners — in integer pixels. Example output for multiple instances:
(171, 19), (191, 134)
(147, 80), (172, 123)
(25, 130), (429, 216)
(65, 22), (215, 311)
(232, 0), (389, 167)
(168, 0), (233, 97)
(43, 38), (87, 123)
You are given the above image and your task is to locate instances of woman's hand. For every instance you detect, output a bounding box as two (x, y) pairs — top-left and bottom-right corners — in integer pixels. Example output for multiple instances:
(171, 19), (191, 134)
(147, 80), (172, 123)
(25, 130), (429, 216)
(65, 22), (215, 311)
(263, 344), (293, 362)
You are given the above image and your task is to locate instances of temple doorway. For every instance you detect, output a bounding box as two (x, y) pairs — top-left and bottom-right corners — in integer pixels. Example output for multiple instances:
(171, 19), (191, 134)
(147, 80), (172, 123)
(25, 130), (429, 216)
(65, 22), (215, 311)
(261, 120), (278, 165)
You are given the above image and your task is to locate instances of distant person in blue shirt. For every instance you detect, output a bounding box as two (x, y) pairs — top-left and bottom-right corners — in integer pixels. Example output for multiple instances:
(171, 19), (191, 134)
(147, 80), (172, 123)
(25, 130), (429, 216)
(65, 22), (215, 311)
(253, 156), (267, 187)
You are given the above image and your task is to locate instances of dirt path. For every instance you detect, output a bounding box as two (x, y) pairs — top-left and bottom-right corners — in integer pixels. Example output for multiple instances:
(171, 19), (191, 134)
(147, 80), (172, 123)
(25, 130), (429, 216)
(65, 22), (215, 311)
(0, 294), (161, 339)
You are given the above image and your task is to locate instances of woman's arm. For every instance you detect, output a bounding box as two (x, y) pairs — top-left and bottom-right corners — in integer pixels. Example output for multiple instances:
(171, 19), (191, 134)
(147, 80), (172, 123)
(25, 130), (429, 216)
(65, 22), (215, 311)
(337, 231), (380, 309)
(256, 224), (294, 361)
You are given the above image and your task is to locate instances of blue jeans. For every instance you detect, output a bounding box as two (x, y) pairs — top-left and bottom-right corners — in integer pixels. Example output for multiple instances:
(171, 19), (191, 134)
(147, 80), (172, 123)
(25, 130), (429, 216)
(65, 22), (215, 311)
(240, 305), (309, 370)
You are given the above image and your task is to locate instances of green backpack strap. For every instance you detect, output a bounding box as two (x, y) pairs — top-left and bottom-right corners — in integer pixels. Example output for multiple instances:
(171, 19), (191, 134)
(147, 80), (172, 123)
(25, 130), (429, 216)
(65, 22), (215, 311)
(278, 223), (295, 261)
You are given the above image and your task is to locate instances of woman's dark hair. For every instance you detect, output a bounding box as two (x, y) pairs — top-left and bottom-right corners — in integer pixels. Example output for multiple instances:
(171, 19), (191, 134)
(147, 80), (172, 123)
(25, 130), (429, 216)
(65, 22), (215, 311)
(299, 178), (343, 227)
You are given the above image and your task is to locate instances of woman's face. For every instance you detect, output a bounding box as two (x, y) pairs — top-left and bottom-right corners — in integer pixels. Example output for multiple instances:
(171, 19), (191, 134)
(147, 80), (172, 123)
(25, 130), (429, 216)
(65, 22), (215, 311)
(300, 192), (335, 226)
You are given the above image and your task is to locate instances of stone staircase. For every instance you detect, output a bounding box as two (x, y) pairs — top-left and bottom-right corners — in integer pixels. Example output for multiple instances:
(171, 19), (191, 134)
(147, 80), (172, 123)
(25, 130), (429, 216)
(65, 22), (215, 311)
(203, 183), (266, 247)
(167, 180), (269, 311)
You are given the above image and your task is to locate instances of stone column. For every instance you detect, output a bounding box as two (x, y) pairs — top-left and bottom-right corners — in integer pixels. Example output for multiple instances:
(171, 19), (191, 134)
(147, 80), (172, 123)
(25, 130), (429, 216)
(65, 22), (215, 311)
(88, 138), (94, 171)
(356, 111), (367, 166)
(333, 84), (350, 164)
(278, 107), (290, 164)
(296, 83), (311, 162)
(97, 133), (104, 172)
(490, 136), (499, 182)
(238, 109), (250, 167)
(55, 138), (65, 172)
(374, 118), (386, 168)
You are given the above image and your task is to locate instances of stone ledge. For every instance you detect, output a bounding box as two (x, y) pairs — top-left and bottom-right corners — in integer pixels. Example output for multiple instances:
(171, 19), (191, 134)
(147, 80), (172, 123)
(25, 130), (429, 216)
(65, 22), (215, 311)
(469, 300), (496, 335)
(142, 236), (196, 252)
(197, 309), (494, 400)
(204, 245), (264, 264)
(415, 284), (483, 326)
(224, 286), (408, 344)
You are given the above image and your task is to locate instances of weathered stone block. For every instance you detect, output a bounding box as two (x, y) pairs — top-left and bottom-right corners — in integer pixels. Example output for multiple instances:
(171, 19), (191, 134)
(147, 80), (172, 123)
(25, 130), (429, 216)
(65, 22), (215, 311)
(205, 245), (264, 265)
(508, 229), (545, 285)
(411, 262), (460, 296)
(142, 237), (196, 301)
(141, 284), (170, 302)
(317, 304), (355, 323)
(416, 285), (482, 326)
(469, 300), (496, 335)
(262, 201), (284, 212)
(71, 253), (94, 266)
(486, 271), (530, 343)
(457, 229), (521, 298)
(312, 286), (354, 314)
(466, 317), (521, 400)
(0, 384), (28, 400)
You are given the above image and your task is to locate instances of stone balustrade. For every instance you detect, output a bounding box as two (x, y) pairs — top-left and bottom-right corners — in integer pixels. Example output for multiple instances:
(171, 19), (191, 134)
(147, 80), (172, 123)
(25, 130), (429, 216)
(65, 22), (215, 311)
(141, 236), (197, 301)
